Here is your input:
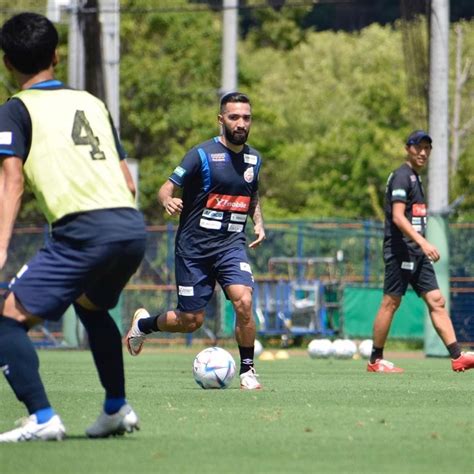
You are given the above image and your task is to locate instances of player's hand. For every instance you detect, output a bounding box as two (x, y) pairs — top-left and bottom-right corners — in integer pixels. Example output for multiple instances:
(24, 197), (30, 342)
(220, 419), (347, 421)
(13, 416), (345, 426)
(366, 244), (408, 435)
(249, 224), (265, 249)
(163, 197), (183, 216)
(421, 241), (440, 262)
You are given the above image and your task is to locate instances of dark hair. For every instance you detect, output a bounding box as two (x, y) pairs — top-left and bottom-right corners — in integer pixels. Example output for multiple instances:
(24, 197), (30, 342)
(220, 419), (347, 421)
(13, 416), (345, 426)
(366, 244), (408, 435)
(0, 12), (58, 74)
(219, 92), (251, 113)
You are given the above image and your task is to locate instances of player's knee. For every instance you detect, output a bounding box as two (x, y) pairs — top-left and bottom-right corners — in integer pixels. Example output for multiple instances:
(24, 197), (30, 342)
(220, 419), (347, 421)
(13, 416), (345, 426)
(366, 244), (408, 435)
(233, 293), (252, 317)
(179, 311), (204, 332)
(429, 293), (445, 310)
(381, 295), (401, 313)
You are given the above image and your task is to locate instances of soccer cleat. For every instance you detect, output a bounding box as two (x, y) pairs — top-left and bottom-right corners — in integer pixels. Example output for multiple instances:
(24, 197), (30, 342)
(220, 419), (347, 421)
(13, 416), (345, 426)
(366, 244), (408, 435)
(367, 359), (404, 373)
(451, 352), (474, 372)
(86, 403), (140, 438)
(240, 367), (262, 390)
(0, 414), (66, 443)
(126, 308), (149, 356)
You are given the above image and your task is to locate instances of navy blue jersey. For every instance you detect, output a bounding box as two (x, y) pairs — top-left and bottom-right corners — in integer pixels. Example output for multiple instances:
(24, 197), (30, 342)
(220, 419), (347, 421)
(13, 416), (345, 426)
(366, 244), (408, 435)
(383, 163), (426, 257)
(0, 80), (144, 245)
(169, 137), (262, 258)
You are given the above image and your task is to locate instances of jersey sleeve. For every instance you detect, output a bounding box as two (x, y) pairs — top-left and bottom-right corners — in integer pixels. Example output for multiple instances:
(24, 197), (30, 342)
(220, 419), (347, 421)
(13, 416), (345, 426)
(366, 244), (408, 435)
(389, 170), (411, 203)
(0, 98), (31, 160)
(169, 148), (201, 187)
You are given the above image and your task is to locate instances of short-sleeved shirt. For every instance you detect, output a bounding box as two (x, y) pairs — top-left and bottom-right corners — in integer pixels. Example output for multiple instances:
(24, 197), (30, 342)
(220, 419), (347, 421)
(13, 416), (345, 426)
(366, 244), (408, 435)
(169, 137), (262, 258)
(383, 163), (426, 258)
(0, 80), (145, 245)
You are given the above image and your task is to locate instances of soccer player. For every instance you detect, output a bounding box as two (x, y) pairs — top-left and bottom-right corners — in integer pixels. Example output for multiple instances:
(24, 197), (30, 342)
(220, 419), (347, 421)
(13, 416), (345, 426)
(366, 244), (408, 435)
(0, 13), (147, 441)
(367, 130), (474, 373)
(126, 92), (265, 389)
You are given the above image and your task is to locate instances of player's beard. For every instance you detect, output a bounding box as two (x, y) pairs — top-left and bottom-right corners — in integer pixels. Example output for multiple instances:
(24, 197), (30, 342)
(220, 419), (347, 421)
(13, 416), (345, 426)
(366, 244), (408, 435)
(223, 123), (249, 146)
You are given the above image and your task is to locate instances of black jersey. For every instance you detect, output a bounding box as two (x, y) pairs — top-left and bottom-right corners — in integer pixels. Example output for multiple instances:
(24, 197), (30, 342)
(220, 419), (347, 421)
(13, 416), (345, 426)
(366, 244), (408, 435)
(383, 163), (426, 257)
(169, 137), (262, 258)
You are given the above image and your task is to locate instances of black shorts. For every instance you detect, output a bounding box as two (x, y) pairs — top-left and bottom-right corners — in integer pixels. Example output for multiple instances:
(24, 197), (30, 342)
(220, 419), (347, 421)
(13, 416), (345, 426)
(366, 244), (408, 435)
(383, 254), (439, 297)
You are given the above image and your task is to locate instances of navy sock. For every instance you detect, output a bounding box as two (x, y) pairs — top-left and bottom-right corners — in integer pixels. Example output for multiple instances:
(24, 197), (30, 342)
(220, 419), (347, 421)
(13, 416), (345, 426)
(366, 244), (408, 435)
(0, 316), (51, 414)
(104, 397), (127, 415)
(447, 342), (462, 359)
(238, 345), (255, 375)
(138, 315), (160, 334)
(370, 346), (384, 364)
(74, 304), (125, 399)
(35, 407), (55, 424)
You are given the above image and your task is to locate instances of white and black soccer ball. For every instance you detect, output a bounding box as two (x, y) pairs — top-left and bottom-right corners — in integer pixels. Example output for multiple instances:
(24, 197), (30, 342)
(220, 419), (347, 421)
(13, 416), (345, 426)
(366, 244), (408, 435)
(254, 339), (263, 358)
(307, 338), (334, 359)
(193, 347), (236, 389)
(358, 339), (373, 359)
(333, 339), (357, 359)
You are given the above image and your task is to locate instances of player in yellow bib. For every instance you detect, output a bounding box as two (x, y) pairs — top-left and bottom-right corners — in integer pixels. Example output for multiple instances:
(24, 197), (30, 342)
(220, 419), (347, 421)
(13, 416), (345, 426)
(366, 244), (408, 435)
(0, 13), (146, 441)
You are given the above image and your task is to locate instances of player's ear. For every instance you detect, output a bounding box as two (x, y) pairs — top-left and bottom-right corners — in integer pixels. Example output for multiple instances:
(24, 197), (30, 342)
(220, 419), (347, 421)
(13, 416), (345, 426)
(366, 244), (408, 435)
(3, 54), (13, 71)
(52, 50), (59, 67)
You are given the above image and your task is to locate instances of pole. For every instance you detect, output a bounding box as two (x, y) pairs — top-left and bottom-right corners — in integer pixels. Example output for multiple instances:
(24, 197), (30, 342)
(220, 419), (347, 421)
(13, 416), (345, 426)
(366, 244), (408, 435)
(68, 0), (85, 90)
(425, 0), (450, 357)
(220, 0), (238, 95)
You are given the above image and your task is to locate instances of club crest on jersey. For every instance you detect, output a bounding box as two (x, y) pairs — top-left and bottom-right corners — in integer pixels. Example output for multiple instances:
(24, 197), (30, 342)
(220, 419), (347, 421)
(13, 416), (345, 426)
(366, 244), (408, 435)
(244, 154), (257, 165)
(244, 166), (254, 183)
(206, 193), (250, 212)
(210, 153), (227, 162)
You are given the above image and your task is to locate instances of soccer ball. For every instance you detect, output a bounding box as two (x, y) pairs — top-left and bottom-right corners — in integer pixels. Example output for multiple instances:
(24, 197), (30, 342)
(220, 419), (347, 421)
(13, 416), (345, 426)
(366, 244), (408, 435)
(307, 339), (334, 359)
(332, 339), (357, 359)
(192, 347), (236, 389)
(358, 339), (373, 359)
(254, 339), (263, 357)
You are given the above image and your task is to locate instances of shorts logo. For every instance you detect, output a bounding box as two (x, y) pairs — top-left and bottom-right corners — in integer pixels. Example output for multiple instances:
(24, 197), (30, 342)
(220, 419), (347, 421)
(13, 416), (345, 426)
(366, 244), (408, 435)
(243, 166), (254, 183)
(230, 213), (247, 223)
(202, 209), (224, 220)
(178, 286), (194, 296)
(0, 131), (12, 145)
(240, 262), (252, 273)
(206, 193), (250, 212)
(199, 218), (222, 230)
(228, 223), (244, 232)
(392, 189), (406, 198)
(173, 166), (186, 177)
(244, 154), (258, 165)
(412, 203), (427, 217)
(401, 261), (414, 270)
(210, 153), (227, 162)
(0, 364), (9, 376)
(15, 264), (28, 280)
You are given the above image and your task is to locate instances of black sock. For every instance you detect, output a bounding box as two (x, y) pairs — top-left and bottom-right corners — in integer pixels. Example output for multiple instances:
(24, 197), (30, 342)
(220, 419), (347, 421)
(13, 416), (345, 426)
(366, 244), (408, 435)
(138, 315), (160, 334)
(0, 316), (51, 414)
(74, 304), (125, 399)
(446, 342), (462, 360)
(238, 345), (254, 375)
(370, 346), (384, 364)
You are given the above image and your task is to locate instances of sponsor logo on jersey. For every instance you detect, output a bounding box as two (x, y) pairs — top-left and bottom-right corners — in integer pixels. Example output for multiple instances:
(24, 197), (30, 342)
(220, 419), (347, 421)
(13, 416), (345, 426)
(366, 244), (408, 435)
(202, 209), (224, 220)
(206, 193), (250, 212)
(0, 131), (12, 145)
(228, 223), (244, 232)
(244, 166), (254, 183)
(240, 262), (252, 273)
(412, 203), (426, 216)
(173, 166), (186, 177)
(230, 213), (247, 223)
(392, 189), (406, 198)
(199, 218), (222, 230)
(210, 153), (227, 162)
(244, 154), (258, 165)
(178, 286), (194, 296)
(401, 261), (414, 270)
(410, 175), (417, 182)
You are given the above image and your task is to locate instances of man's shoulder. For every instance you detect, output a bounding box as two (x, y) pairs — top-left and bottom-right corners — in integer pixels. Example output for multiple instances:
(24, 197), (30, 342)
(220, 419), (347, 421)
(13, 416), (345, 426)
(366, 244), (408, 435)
(0, 97), (29, 116)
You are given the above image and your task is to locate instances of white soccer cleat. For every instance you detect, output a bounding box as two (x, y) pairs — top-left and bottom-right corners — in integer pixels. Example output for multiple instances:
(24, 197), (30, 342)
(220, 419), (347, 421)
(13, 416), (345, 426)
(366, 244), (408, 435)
(0, 414), (66, 443)
(86, 403), (140, 438)
(126, 308), (149, 356)
(240, 367), (262, 390)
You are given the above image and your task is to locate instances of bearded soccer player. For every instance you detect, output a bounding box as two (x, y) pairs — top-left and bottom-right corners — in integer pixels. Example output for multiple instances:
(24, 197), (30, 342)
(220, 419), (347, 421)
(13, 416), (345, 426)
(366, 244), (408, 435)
(127, 92), (265, 389)
(367, 130), (474, 373)
(0, 13), (146, 441)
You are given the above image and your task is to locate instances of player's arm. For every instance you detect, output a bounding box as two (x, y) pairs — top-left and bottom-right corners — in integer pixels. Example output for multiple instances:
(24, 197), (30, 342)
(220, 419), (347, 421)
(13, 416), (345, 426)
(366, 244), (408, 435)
(158, 180), (183, 216)
(119, 160), (136, 197)
(248, 191), (265, 249)
(0, 156), (24, 269)
(392, 201), (440, 261)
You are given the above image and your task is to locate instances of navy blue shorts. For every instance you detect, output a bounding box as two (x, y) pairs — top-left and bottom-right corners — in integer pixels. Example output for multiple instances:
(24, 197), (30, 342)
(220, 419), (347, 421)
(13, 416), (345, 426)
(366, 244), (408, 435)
(175, 247), (254, 312)
(8, 237), (146, 321)
(383, 254), (439, 297)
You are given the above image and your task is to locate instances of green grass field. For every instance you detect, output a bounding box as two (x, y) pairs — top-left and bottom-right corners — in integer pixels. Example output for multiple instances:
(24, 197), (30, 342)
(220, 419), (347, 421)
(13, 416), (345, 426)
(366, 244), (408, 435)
(0, 349), (473, 474)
